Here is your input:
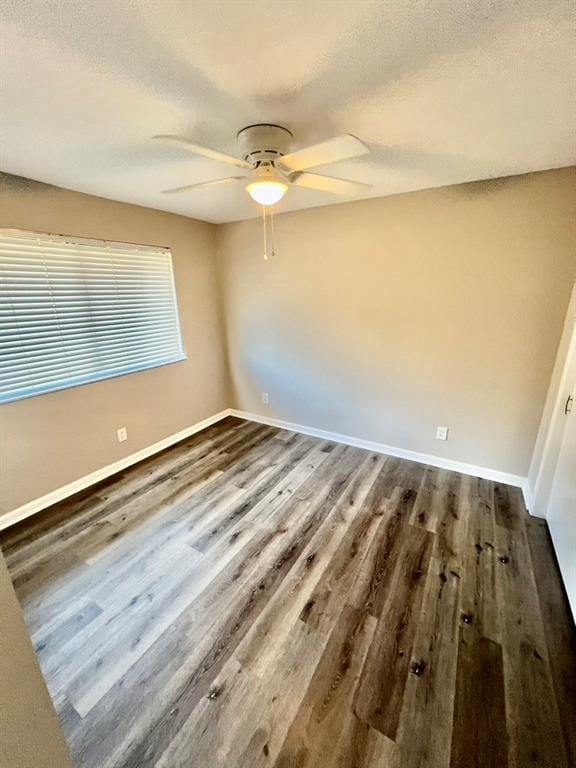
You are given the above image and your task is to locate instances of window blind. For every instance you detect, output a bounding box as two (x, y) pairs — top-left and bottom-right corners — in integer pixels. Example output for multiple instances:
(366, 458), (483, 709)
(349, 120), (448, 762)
(0, 229), (186, 404)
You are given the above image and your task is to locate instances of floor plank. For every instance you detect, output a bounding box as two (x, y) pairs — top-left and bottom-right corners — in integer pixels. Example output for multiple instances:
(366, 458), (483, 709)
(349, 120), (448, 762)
(353, 523), (432, 739)
(494, 502), (569, 767)
(1, 417), (574, 768)
(526, 516), (576, 766)
(450, 633), (508, 768)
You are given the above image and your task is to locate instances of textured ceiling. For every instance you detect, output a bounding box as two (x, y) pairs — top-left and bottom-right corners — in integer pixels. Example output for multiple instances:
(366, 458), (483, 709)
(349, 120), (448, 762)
(1, 0), (574, 224)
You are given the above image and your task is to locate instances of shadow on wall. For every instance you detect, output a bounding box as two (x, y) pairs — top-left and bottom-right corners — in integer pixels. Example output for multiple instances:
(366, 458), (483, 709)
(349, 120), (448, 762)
(450, 174), (528, 199)
(226, 256), (541, 473)
(233, 309), (427, 438)
(0, 172), (64, 195)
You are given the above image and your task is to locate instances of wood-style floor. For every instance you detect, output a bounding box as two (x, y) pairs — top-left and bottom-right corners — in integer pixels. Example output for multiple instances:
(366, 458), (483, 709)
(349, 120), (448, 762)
(1, 417), (575, 768)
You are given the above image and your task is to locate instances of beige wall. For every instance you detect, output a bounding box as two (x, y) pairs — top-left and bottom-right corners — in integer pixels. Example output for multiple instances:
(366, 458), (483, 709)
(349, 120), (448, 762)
(218, 168), (576, 477)
(1, 168), (574, 515)
(0, 549), (73, 767)
(0, 175), (230, 515)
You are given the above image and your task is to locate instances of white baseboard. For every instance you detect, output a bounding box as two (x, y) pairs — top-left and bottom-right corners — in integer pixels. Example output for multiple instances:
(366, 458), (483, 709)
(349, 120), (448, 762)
(0, 409), (232, 532)
(522, 481), (538, 518)
(229, 409), (538, 514)
(1, 406), (539, 531)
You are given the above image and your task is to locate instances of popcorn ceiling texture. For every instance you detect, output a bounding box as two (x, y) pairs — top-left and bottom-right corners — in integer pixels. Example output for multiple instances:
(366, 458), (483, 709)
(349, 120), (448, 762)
(1, 0), (574, 223)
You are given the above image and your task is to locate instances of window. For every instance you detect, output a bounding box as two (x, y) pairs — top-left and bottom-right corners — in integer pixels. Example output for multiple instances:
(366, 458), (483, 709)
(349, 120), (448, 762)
(0, 229), (186, 404)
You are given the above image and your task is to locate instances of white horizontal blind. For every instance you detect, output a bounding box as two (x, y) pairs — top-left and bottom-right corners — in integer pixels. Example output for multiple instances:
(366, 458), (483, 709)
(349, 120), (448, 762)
(0, 229), (186, 404)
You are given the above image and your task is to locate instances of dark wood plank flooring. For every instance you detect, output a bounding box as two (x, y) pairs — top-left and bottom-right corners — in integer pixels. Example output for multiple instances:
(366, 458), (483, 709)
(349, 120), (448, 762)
(1, 416), (574, 767)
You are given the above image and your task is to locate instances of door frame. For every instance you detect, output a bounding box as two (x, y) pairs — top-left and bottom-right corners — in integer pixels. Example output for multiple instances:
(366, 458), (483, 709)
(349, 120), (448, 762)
(529, 282), (576, 517)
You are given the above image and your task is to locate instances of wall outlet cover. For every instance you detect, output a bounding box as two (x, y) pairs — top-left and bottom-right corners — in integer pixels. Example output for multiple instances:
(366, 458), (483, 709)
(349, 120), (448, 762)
(117, 427), (128, 442)
(436, 426), (449, 441)
(262, 392), (269, 405)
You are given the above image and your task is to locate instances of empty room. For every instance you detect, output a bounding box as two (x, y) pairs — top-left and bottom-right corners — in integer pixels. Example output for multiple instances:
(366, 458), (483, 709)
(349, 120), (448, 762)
(1, 1), (575, 767)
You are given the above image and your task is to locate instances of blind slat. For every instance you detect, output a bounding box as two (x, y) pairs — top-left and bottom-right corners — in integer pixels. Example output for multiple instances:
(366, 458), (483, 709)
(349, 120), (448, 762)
(0, 346), (184, 386)
(0, 331), (182, 366)
(0, 229), (186, 404)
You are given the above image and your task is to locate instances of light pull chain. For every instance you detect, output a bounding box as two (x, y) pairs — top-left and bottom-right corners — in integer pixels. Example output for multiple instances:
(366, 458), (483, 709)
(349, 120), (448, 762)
(261, 206), (276, 260)
(262, 205), (268, 260)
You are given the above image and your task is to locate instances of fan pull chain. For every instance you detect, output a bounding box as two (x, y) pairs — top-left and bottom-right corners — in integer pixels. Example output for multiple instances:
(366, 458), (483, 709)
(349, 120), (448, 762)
(261, 206), (276, 260)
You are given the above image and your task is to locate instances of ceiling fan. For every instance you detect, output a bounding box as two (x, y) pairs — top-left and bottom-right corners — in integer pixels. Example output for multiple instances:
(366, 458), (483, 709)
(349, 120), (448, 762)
(154, 124), (371, 207)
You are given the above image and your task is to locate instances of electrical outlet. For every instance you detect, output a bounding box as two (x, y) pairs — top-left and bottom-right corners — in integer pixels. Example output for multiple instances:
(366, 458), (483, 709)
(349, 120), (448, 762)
(117, 427), (128, 443)
(436, 426), (449, 441)
(261, 392), (269, 405)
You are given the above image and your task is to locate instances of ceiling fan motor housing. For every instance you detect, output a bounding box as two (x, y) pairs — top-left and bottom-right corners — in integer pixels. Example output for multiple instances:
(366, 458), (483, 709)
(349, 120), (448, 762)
(237, 124), (292, 165)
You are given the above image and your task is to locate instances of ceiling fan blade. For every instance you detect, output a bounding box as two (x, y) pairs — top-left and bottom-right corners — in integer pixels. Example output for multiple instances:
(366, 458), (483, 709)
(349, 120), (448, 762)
(162, 176), (247, 194)
(278, 134), (369, 172)
(290, 172), (371, 196)
(154, 135), (252, 169)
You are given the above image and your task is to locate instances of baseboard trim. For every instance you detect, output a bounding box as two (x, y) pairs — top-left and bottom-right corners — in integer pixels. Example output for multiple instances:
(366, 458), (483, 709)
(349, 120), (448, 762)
(1, 406), (539, 531)
(229, 409), (537, 513)
(522, 481), (538, 518)
(0, 409), (232, 532)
